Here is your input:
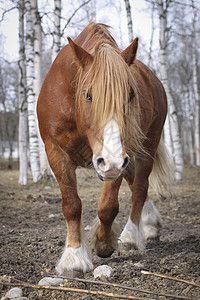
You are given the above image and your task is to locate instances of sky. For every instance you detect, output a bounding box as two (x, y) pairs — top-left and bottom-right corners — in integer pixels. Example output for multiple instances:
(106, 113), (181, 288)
(0, 0), (154, 61)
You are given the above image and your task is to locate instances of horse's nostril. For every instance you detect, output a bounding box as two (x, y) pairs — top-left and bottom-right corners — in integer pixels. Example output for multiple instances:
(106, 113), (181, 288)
(122, 156), (129, 169)
(97, 157), (104, 166)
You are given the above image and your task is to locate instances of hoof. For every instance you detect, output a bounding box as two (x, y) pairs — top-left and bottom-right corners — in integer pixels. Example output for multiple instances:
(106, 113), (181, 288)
(95, 239), (115, 258)
(90, 217), (120, 258)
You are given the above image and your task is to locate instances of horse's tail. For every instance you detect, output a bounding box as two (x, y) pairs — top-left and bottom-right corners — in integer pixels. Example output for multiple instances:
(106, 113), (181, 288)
(149, 138), (174, 197)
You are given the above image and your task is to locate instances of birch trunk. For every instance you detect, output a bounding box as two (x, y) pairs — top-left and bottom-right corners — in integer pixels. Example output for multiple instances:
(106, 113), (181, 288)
(31, 0), (49, 177)
(191, 0), (200, 166)
(148, 2), (155, 67)
(124, 0), (134, 43)
(25, 0), (40, 182)
(156, 0), (183, 181)
(18, 0), (28, 185)
(52, 0), (61, 62)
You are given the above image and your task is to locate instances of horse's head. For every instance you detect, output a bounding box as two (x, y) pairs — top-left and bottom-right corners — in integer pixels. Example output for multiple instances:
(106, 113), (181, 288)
(68, 36), (140, 181)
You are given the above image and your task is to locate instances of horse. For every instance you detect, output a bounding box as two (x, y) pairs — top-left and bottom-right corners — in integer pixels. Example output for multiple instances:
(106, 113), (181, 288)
(37, 22), (173, 275)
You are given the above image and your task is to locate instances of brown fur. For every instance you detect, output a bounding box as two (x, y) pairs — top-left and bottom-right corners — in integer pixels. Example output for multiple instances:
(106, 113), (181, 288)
(37, 22), (173, 273)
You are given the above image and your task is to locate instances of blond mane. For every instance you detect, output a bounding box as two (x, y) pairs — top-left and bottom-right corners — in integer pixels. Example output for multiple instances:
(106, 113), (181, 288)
(76, 23), (144, 155)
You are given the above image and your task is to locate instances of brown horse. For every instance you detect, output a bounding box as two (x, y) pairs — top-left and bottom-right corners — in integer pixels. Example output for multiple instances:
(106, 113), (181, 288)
(37, 22), (172, 275)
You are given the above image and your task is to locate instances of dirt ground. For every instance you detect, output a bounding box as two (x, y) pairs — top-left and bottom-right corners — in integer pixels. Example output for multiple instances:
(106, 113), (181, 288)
(0, 162), (200, 299)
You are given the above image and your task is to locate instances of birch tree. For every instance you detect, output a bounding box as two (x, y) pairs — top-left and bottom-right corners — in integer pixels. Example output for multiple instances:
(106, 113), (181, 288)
(148, 2), (155, 67)
(156, 0), (183, 181)
(52, 0), (61, 61)
(191, 0), (200, 166)
(31, 0), (49, 177)
(18, 0), (28, 184)
(25, 0), (40, 182)
(124, 0), (134, 43)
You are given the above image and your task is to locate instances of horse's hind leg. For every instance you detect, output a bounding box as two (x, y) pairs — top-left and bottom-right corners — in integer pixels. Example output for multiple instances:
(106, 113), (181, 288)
(120, 156), (162, 250)
(45, 141), (93, 275)
(90, 176), (123, 257)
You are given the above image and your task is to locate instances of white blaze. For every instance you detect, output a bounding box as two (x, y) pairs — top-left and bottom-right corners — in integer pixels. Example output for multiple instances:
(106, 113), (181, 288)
(101, 118), (124, 171)
(93, 118), (127, 179)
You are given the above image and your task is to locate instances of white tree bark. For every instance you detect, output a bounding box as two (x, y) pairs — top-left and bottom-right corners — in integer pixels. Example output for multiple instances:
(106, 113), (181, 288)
(124, 0), (134, 43)
(25, 0), (40, 182)
(18, 0), (28, 185)
(148, 2), (155, 67)
(31, 0), (49, 177)
(52, 0), (61, 62)
(156, 0), (183, 181)
(191, 0), (200, 166)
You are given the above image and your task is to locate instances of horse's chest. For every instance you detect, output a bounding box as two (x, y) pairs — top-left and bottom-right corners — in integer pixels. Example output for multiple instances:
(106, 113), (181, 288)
(69, 142), (93, 168)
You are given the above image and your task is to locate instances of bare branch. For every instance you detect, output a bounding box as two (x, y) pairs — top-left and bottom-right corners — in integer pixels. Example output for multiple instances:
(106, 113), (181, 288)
(0, 281), (152, 300)
(61, 0), (92, 36)
(0, 6), (17, 22)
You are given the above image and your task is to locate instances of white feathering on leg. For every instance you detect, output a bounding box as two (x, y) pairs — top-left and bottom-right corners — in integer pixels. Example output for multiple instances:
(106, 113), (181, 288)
(119, 217), (145, 250)
(56, 223), (93, 274)
(139, 199), (163, 240)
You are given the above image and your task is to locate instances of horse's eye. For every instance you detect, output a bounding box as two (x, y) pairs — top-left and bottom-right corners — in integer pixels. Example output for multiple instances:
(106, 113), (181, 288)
(86, 92), (92, 102)
(128, 90), (134, 103)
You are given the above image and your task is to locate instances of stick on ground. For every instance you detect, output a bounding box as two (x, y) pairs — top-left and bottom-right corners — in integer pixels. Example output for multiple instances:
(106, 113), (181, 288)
(141, 271), (200, 288)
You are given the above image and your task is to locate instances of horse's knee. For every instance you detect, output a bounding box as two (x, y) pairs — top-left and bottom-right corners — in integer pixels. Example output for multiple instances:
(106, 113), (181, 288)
(62, 199), (82, 221)
(98, 201), (119, 225)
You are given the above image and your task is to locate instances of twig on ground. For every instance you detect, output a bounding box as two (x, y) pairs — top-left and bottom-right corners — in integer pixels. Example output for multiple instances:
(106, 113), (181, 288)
(9, 249), (198, 299)
(0, 281), (153, 300)
(141, 271), (200, 288)
(49, 274), (193, 300)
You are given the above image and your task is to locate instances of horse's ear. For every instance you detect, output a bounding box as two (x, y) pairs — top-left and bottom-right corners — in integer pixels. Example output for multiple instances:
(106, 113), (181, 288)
(67, 37), (93, 68)
(121, 37), (138, 66)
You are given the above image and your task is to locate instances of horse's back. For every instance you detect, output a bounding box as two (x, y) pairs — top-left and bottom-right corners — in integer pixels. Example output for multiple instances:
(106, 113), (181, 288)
(130, 59), (167, 136)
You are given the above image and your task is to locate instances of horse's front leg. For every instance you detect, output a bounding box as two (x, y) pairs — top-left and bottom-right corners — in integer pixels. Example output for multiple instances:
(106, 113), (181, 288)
(46, 142), (93, 275)
(56, 180), (93, 275)
(90, 176), (123, 257)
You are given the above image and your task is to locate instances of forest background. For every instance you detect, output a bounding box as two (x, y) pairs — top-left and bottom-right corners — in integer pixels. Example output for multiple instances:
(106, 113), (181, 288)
(0, 0), (199, 184)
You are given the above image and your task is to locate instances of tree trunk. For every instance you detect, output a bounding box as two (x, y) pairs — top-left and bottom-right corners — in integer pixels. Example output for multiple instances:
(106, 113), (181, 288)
(52, 0), (61, 62)
(18, 0), (28, 184)
(148, 2), (155, 67)
(156, 0), (183, 181)
(25, 0), (40, 182)
(31, 0), (49, 177)
(124, 0), (134, 43)
(191, 0), (200, 166)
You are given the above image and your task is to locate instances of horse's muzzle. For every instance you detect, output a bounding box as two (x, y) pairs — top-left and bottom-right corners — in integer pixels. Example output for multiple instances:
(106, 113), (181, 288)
(95, 155), (130, 181)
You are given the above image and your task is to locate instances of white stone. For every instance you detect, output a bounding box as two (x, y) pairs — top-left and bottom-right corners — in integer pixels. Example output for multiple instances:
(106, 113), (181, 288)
(44, 186), (51, 190)
(2, 287), (22, 299)
(48, 214), (55, 218)
(93, 265), (114, 279)
(38, 277), (64, 286)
